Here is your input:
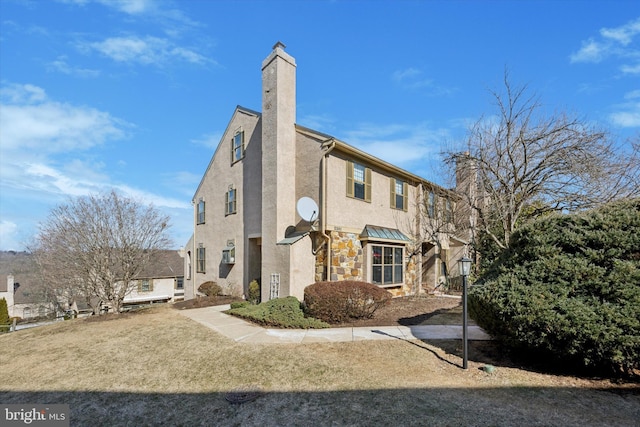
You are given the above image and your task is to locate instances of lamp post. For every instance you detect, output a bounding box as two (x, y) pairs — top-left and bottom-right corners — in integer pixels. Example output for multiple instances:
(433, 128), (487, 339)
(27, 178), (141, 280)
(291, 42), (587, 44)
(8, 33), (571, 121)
(458, 256), (472, 369)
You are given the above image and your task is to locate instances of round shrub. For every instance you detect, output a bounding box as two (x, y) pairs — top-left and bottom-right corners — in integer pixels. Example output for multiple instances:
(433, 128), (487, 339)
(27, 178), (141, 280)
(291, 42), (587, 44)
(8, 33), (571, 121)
(304, 280), (392, 323)
(470, 198), (640, 375)
(198, 281), (222, 297)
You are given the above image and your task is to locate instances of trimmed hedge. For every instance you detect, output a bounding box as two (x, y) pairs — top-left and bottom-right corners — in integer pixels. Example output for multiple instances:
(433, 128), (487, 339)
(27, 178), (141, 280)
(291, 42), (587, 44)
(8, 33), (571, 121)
(225, 296), (329, 329)
(470, 198), (640, 375)
(304, 281), (392, 323)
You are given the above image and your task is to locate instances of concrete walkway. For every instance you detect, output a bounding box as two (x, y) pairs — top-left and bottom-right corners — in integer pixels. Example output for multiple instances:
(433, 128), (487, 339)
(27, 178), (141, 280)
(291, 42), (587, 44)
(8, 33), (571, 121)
(177, 304), (492, 344)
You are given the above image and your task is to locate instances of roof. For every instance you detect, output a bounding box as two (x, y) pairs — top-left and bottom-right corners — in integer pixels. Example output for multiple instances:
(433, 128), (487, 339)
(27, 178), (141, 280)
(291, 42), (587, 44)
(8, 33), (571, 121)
(136, 250), (184, 279)
(0, 275), (8, 293)
(360, 225), (411, 243)
(295, 124), (453, 195)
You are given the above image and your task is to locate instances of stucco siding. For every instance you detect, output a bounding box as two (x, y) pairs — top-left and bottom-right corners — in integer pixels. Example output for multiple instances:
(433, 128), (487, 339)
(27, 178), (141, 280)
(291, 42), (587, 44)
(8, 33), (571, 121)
(192, 109), (261, 297)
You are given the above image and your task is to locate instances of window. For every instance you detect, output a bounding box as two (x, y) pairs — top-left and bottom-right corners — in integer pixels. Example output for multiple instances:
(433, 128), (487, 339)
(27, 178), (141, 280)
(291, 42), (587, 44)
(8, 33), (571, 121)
(226, 186), (237, 215)
(197, 199), (205, 224)
(176, 277), (184, 290)
(426, 191), (436, 218)
(444, 198), (454, 223)
(196, 246), (206, 273)
(23, 307), (31, 318)
(390, 178), (408, 211)
(138, 279), (153, 292)
(186, 251), (192, 280)
(231, 130), (245, 163)
(346, 161), (371, 202)
(371, 245), (404, 286)
(222, 246), (235, 264)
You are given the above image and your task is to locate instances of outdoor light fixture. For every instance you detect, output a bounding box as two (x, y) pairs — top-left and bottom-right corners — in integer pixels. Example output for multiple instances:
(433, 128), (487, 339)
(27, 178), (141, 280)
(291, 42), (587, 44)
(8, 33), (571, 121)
(459, 256), (472, 369)
(459, 256), (472, 277)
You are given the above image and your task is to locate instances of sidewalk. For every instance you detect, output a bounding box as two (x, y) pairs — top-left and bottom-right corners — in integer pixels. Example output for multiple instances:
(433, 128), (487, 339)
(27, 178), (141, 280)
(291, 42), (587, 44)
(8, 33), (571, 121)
(177, 304), (492, 344)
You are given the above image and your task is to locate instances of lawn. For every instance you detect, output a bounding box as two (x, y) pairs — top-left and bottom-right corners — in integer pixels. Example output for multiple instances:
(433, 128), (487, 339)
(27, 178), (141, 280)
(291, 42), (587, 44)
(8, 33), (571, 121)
(1, 305), (638, 426)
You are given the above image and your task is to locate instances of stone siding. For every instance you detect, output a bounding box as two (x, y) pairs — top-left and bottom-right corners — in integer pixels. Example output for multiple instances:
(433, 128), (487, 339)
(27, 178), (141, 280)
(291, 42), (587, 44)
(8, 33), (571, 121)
(329, 231), (363, 281)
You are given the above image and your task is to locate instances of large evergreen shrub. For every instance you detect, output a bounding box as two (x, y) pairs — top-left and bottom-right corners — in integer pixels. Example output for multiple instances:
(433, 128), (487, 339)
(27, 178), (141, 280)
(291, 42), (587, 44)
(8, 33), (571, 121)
(0, 298), (10, 333)
(470, 198), (640, 375)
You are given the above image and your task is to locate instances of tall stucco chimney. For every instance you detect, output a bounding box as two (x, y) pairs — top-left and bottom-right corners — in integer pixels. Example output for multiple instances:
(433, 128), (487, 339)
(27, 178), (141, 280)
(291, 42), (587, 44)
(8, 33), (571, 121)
(261, 42), (297, 300)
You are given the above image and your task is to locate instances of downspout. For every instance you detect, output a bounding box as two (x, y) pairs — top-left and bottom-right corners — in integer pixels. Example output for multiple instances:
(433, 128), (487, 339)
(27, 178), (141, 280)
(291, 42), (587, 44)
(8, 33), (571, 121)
(313, 138), (336, 282)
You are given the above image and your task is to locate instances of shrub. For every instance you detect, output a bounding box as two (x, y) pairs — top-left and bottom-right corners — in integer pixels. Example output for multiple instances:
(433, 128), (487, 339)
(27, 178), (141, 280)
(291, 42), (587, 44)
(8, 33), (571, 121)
(470, 198), (640, 375)
(248, 279), (260, 304)
(225, 296), (329, 329)
(198, 281), (222, 297)
(0, 298), (9, 333)
(230, 301), (250, 310)
(304, 281), (392, 323)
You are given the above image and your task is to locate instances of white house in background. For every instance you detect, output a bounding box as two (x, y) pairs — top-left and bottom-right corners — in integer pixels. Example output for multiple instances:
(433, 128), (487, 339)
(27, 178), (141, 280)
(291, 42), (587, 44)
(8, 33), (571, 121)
(120, 250), (185, 309)
(1, 274), (56, 319)
(0, 275), (16, 317)
(183, 43), (471, 303)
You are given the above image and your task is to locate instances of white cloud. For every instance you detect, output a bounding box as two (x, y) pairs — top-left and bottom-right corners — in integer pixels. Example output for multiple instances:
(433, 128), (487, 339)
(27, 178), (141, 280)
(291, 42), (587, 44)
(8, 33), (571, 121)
(0, 220), (20, 251)
(610, 102), (640, 128)
(342, 122), (450, 168)
(191, 132), (223, 149)
(47, 56), (100, 78)
(99, 0), (154, 14)
(570, 17), (640, 72)
(621, 63), (640, 75)
(83, 35), (212, 66)
(570, 39), (607, 63)
(391, 67), (456, 95)
(600, 17), (640, 46)
(0, 83), (127, 152)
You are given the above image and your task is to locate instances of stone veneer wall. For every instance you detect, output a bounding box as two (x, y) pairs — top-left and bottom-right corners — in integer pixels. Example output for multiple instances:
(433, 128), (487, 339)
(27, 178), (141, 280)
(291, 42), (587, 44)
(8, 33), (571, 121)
(314, 238), (327, 283)
(315, 230), (419, 298)
(329, 231), (363, 281)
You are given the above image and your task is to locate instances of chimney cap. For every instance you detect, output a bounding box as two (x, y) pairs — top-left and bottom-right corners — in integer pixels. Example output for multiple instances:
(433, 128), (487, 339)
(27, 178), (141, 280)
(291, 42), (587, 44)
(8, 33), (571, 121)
(272, 41), (286, 50)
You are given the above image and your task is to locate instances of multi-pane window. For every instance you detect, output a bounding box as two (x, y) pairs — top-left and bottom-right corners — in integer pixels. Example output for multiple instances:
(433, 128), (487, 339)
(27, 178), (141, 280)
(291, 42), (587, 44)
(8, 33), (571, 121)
(391, 178), (408, 211)
(138, 279), (153, 292)
(196, 246), (206, 273)
(226, 186), (237, 215)
(444, 198), (454, 223)
(427, 191), (436, 218)
(346, 161), (371, 202)
(371, 245), (403, 286)
(197, 199), (205, 224)
(176, 277), (184, 290)
(231, 130), (245, 163)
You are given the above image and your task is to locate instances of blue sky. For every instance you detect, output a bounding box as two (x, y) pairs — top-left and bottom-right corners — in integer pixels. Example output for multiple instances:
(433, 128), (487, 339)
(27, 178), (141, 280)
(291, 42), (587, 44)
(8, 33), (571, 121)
(1, 0), (638, 251)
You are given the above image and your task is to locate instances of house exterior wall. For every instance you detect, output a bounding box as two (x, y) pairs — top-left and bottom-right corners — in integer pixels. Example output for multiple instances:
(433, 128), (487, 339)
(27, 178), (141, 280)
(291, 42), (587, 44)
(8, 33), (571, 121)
(124, 277), (178, 305)
(260, 43), (298, 303)
(183, 43), (469, 302)
(1, 275), (15, 318)
(190, 108), (262, 298)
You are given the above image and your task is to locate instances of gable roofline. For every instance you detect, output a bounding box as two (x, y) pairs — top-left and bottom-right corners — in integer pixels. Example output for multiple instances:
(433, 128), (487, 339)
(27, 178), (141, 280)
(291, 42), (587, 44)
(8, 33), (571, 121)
(295, 124), (452, 196)
(191, 105), (261, 202)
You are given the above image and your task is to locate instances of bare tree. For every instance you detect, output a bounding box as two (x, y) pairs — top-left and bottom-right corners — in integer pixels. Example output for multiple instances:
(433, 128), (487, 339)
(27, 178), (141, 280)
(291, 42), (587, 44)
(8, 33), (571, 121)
(446, 73), (640, 250)
(33, 190), (172, 314)
(398, 184), (468, 295)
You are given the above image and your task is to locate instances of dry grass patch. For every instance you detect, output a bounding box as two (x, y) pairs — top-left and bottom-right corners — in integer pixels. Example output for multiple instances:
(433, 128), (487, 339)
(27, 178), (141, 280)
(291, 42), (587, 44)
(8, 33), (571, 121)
(1, 306), (638, 426)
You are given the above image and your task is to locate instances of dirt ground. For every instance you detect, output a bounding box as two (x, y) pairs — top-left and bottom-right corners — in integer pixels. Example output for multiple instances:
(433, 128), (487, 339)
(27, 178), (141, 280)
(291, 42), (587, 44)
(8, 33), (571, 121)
(172, 293), (466, 327)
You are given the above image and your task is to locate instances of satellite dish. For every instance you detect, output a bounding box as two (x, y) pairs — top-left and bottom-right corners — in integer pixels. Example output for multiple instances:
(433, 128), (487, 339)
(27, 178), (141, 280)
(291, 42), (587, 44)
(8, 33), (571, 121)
(296, 197), (318, 223)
